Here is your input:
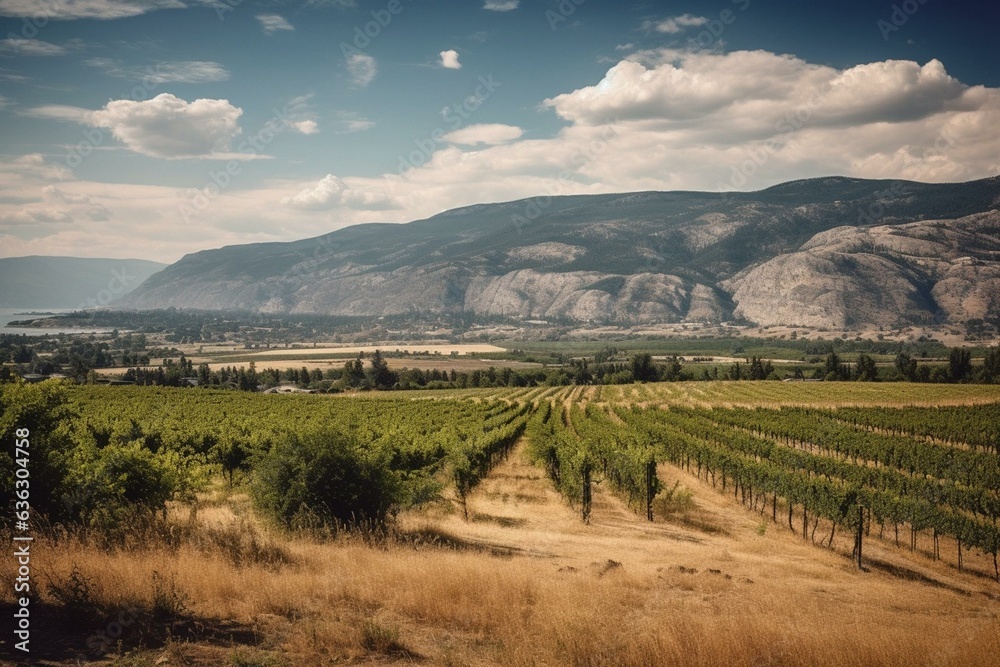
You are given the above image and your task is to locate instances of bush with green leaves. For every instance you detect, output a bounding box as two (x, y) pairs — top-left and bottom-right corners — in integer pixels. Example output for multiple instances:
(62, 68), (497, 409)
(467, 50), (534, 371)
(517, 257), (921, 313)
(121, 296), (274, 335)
(2, 380), (200, 533)
(1, 381), (73, 523)
(250, 426), (405, 530)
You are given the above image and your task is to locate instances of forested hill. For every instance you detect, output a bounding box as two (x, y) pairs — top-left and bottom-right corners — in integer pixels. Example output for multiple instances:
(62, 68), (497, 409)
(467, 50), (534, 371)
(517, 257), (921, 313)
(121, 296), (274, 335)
(118, 176), (1000, 329)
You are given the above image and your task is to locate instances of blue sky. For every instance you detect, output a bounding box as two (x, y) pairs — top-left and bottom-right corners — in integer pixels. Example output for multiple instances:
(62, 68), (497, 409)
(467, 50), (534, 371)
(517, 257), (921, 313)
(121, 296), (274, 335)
(0, 0), (997, 261)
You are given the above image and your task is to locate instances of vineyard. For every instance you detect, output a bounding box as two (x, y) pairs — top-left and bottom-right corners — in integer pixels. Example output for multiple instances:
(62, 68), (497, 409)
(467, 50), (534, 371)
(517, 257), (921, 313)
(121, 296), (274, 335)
(3, 379), (1000, 664)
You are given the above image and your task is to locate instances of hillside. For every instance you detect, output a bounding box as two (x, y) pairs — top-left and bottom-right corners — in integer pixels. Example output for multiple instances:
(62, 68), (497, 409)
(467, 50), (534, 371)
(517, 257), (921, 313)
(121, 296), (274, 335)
(0, 256), (166, 308)
(119, 176), (1000, 329)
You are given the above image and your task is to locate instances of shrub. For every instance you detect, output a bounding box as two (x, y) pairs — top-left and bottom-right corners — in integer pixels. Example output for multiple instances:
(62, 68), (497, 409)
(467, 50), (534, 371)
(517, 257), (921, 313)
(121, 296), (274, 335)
(250, 426), (403, 531)
(0, 381), (73, 522)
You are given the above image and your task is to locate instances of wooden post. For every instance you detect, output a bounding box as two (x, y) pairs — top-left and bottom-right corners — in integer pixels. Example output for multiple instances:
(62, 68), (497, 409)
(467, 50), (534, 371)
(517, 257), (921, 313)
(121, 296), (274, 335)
(582, 463), (592, 525)
(855, 505), (864, 570)
(645, 458), (656, 522)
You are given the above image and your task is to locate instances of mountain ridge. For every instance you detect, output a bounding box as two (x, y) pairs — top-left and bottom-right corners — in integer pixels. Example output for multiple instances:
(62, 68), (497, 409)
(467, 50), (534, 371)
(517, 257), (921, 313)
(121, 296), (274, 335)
(118, 176), (1000, 329)
(0, 256), (166, 309)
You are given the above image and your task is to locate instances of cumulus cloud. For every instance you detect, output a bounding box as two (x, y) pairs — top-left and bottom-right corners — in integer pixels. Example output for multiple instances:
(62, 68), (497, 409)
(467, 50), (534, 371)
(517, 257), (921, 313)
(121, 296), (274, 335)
(483, 0), (518, 10)
(290, 120), (319, 135)
(6, 51), (1000, 261)
(544, 50), (971, 129)
(0, 38), (67, 56)
(644, 14), (708, 34)
(346, 53), (377, 86)
(444, 124), (523, 146)
(281, 51), (1000, 222)
(86, 93), (243, 159)
(0, 0), (186, 20)
(85, 58), (229, 83)
(281, 174), (397, 210)
(439, 49), (462, 70)
(256, 13), (294, 34)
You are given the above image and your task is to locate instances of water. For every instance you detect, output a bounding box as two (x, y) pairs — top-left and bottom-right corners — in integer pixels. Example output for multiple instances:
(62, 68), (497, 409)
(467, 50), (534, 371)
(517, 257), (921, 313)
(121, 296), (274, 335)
(0, 308), (115, 336)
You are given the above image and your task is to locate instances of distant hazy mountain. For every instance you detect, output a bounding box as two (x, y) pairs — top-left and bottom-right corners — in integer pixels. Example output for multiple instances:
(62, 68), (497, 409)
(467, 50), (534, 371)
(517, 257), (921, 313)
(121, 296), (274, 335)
(0, 256), (166, 308)
(119, 176), (1000, 329)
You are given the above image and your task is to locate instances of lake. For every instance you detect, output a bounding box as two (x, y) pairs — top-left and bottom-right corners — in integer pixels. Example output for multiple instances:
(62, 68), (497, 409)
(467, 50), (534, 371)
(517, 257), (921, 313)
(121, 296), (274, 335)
(0, 308), (115, 336)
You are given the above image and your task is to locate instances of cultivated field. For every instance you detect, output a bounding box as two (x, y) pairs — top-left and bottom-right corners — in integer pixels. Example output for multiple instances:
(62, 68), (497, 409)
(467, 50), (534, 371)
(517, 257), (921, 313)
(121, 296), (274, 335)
(3, 381), (999, 666)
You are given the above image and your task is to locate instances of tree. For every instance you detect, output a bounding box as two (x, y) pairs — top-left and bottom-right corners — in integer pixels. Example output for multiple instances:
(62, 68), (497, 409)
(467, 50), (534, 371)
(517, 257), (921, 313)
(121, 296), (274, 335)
(630, 353), (657, 383)
(369, 350), (398, 390)
(343, 358), (366, 388)
(748, 356), (774, 381)
(214, 438), (250, 486)
(0, 382), (72, 523)
(824, 352), (847, 380)
(949, 347), (973, 383)
(855, 354), (878, 382)
(981, 347), (1000, 383)
(895, 352), (918, 381)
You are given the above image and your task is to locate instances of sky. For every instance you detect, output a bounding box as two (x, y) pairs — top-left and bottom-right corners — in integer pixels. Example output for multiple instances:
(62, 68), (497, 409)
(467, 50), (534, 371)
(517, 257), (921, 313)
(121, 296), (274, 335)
(0, 0), (998, 263)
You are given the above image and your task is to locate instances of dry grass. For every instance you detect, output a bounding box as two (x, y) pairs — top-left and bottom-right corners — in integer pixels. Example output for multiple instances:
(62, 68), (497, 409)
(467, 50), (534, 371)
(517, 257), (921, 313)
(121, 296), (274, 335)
(5, 442), (999, 666)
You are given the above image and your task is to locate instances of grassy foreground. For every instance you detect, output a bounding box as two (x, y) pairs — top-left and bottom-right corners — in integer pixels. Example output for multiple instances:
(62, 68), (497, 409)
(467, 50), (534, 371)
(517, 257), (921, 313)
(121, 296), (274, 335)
(6, 441), (999, 666)
(3, 381), (1000, 665)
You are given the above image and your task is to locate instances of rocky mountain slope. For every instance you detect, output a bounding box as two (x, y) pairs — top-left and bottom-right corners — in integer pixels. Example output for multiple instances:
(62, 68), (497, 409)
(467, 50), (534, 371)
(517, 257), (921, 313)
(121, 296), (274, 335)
(119, 176), (1000, 328)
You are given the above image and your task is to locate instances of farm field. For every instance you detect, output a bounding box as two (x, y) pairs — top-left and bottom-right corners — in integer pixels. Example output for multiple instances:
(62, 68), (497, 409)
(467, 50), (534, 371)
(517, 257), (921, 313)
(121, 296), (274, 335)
(2, 380), (999, 665)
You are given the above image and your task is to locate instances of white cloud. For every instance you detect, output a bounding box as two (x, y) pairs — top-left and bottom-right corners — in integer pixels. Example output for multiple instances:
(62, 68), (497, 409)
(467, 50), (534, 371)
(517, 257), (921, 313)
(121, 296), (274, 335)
(644, 14), (709, 34)
(87, 93), (243, 159)
(281, 174), (397, 211)
(0, 67), (27, 82)
(85, 58), (229, 83)
(4, 51), (999, 262)
(281, 94), (320, 134)
(279, 51), (1000, 224)
(0, 38), (67, 56)
(290, 120), (319, 135)
(0, 0), (186, 20)
(439, 49), (462, 70)
(332, 111), (375, 133)
(346, 53), (377, 86)
(444, 124), (523, 146)
(256, 13), (294, 34)
(483, 0), (518, 10)
(23, 104), (91, 121)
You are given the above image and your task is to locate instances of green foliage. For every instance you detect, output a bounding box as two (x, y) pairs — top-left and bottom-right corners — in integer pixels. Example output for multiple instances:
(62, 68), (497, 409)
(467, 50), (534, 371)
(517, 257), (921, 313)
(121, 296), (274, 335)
(0, 381), (73, 522)
(251, 426), (405, 529)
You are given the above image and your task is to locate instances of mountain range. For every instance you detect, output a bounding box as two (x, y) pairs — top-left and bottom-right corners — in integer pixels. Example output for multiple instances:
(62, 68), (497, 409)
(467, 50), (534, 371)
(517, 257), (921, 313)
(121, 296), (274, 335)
(0, 256), (166, 309)
(118, 176), (1000, 329)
